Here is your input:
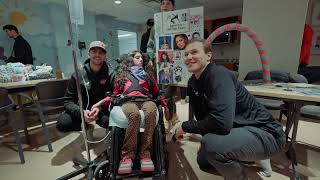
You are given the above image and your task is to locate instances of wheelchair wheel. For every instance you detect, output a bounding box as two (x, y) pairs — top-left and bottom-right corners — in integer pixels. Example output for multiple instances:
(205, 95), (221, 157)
(153, 125), (168, 180)
(109, 127), (123, 180)
(94, 160), (110, 180)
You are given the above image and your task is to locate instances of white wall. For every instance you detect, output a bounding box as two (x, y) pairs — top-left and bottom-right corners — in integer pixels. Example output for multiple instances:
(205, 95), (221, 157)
(239, 0), (309, 79)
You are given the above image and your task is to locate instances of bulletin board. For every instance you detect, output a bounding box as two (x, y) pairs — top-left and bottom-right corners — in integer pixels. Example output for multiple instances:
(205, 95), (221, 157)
(154, 7), (204, 85)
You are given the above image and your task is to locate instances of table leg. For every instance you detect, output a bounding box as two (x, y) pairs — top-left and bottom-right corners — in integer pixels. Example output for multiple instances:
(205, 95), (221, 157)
(286, 101), (304, 180)
(17, 95), (30, 144)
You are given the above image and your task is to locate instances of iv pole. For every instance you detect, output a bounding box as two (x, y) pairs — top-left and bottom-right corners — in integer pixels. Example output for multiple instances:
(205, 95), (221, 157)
(57, 0), (93, 179)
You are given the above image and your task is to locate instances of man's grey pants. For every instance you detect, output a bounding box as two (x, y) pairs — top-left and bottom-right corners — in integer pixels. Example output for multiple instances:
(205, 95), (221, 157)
(197, 126), (285, 180)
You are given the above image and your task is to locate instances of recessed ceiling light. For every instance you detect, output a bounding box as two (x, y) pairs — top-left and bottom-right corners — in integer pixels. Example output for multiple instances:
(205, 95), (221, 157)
(114, 0), (122, 4)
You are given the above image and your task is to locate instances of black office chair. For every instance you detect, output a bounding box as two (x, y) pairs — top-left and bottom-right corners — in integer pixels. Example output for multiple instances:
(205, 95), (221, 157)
(0, 88), (25, 163)
(20, 79), (69, 152)
(244, 70), (291, 121)
(289, 74), (320, 121)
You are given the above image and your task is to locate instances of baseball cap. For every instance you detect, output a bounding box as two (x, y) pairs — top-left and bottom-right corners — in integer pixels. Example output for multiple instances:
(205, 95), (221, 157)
(89, 41), (106, 52)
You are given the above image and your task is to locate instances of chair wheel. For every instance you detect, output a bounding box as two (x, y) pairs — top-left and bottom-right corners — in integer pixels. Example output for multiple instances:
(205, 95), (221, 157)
(94, 160), (110, 180)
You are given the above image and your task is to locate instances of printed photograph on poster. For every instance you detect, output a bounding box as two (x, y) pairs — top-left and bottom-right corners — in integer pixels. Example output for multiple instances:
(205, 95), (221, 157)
(158, 62), (174, 84)
(159, 36), (172, 50)
(174, 51), (185, 61)
(172, 62), (190, 84)
(158, 51), (174, 64)
(173, 64), (183, 83)
(174, 34), (188, 50)
(191, 31), (201, 40)
(311, 27), (320, 54)
(163, 9), (189, 34)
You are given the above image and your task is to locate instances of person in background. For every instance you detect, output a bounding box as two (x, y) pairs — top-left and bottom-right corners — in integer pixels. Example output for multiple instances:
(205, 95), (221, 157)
(3, 24), (33, 65)
(56, 41), (115, 133)
(174, 39), (285, 180)
(147, 0), (183, 130)
(298, 24), (320, 84)
(140, 18), (154, 53)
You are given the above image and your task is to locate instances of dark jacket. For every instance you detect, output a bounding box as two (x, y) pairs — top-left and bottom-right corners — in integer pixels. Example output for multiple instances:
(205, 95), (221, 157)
(7, 35), (33, 64)
(140, 28), (151, 53)
(64, 59), (115, 119)
(182, 63), (284, 139)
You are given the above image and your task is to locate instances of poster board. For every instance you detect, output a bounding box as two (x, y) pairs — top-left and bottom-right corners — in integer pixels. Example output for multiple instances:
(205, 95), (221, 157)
(154, 7), (204, 85)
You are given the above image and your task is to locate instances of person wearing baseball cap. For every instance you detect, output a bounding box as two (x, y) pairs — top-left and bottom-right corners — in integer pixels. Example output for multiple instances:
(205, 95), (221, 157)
(56, 40), (115, 135)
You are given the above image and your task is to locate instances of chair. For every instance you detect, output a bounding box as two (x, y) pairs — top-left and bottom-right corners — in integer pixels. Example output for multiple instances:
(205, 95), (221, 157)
(244, 70), (290, 121)
(0, 88), (25, 163)
(290, 74), (320, 121)
(300, 105), (320, 120)
(20, 79), (69, 152)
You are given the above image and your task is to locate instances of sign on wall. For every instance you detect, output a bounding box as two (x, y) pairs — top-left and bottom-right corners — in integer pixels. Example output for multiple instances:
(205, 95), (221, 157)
(154, 7), (203, 85)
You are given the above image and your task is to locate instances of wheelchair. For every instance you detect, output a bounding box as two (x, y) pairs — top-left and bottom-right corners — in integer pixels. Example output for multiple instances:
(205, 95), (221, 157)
(94, 99), (168, 180)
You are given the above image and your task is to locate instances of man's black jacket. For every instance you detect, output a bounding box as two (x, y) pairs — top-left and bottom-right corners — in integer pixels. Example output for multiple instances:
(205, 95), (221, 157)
(7, 35), (33, 64)
(64, 59), (115, 119)
(182, 63), (284, 139)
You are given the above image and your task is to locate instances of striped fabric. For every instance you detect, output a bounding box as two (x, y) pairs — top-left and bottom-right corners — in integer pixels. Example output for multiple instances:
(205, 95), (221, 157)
(206, 23), (271, 83)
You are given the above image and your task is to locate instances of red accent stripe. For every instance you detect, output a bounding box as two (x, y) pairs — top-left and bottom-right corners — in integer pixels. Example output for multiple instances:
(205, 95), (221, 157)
(206, 36), (212, 43)
(261, 59), (270, 65)
(255, 41), (263, 46)
(235, 23), (241, 30)
(259, 50), (267, 55)
(225, 24), (231, 31)
(249, 33), (257, 39)
(242, 27), (249, 32)
(215, 28), (221, 36)
(263, 69), (270, 76)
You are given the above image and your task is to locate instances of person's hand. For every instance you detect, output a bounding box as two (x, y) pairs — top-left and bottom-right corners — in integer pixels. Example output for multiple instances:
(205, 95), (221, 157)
(175, 126), (185, 140)
(148, 60), (153, 67)
(89, 107), (100, 119)
(84, 110), (98, 123)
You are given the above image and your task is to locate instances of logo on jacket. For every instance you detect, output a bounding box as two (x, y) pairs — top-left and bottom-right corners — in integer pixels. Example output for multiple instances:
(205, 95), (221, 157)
(100, 79), (107, 85)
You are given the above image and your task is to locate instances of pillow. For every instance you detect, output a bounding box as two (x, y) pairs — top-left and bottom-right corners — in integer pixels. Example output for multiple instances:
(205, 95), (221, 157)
(109, 106), (159, 128)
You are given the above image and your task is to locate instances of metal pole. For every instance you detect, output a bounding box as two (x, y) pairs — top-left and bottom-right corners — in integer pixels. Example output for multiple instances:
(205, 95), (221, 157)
(65, 0), (92, 179)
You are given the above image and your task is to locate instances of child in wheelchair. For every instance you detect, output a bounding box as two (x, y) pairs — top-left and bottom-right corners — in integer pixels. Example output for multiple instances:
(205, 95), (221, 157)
(91, 50), (169, 175)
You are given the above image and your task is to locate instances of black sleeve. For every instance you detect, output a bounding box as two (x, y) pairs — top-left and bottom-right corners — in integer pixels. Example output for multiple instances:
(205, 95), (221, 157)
(182, 71), (236, 135)
(64, 75), (81, 119)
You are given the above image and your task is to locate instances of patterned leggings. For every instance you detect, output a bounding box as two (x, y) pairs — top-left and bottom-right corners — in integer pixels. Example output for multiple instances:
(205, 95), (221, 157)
(121, 101), (157, 159)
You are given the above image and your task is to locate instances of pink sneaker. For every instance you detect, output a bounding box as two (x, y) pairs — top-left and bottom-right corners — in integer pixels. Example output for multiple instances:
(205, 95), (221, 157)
(118, 156), (133, 174)
(140, 157), (155, 172)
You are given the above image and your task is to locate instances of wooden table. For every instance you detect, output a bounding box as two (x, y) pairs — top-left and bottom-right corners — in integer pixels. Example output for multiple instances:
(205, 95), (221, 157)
(0, 79), (50, 93)
(0, 79), (59, 148)
(245, 83), (320, 179)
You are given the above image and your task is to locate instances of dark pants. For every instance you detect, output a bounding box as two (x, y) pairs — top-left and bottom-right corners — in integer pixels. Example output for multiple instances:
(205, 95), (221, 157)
(197, 126), (285, 180)
(298, 63), (320, 84)
(56, 112), (109, 132)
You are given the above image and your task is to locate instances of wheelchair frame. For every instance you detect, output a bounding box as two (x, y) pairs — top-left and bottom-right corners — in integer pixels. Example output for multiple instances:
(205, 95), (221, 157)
(95, 104), (168, 180)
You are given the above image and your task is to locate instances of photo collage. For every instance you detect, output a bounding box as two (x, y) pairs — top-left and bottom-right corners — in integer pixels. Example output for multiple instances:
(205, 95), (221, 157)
(155, 7), (203, 85)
